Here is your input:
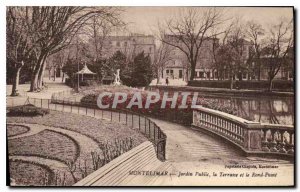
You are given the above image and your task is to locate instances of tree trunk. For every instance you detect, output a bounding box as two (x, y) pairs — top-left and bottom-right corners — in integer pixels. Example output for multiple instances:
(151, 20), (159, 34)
(156, 68), (160, 84)
(62, 72), (64, 82)
(189, 60), (196, 81)
(53, 67), (56, 81)
(268, 78), (273, 92)
(38, 61), (47, 88)
(11, 67), (22, 96)
(30, 54), (45, 92)
(30, 72), (40, 92)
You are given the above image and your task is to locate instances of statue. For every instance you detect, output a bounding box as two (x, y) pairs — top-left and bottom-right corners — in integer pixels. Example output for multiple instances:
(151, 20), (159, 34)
(113, 69), (121, 86)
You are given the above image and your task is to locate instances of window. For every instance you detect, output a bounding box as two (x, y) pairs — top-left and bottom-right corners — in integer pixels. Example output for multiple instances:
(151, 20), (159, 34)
(242, 73), (247, 79)
(179, 70), (183, 78)
(166, 70), (169, 74)
(170, 70), (173, 74)
(149, 47), (152, 52)
(116, 41), (120, 47)
(124, 42), (128, 46)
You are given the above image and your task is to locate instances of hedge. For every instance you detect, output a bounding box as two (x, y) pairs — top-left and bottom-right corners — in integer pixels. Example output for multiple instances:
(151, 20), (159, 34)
(188, 80), (232, 89)
(188, 80), (294, 91)
(7, 104), (50, 117)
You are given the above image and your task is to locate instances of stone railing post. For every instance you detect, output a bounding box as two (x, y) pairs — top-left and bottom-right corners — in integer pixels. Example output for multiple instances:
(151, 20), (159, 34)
(243, 122), (262, 151)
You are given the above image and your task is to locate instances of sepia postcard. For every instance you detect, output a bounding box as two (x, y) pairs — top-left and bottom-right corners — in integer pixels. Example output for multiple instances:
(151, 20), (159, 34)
(6, 6), (295, 187)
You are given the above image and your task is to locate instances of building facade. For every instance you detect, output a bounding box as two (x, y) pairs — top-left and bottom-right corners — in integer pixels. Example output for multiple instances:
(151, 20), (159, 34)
(101, 34), (156, 62)
(162, 35), (293, 82)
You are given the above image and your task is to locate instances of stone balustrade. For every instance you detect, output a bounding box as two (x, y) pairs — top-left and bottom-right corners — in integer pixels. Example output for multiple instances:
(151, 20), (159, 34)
(192, 106), (294, 158)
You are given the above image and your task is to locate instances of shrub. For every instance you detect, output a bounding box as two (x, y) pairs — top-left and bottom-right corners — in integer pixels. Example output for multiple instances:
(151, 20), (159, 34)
(7, 104), (50, 117)
(188, 80), (232, 88)
(80, 89), (237, 125)
(188, 80), (294, 91)
(236, 80), (294, 90)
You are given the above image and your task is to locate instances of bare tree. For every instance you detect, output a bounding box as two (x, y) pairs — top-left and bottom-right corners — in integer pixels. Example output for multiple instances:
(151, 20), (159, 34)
(153, 43), (174, 84)
(158, 8), (225, 81)
(226, 20), (250, 82)
(11, 7), (123, 92)
(6, 7), (34, 96)
(246, 20), (265, 80)
(209, 22), (234, 80)
(85, 12), (125, 61)
(210, 19), (250, 89)
(263, 19), (293, 91)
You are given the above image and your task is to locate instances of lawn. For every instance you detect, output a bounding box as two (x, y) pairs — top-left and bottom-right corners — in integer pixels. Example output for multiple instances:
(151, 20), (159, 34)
(7, 124), (30, 137)
(7, 110), (147, 146)
(8, 129), (79, 164)
(9, 159), (55, 186)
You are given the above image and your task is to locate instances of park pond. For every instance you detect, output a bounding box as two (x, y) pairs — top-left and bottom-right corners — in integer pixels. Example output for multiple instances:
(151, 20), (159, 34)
(196, 94), (294, 125)
(55, 85), (294, 126)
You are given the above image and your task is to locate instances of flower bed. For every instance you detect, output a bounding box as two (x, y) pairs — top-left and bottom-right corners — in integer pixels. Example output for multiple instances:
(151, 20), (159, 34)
(7, 110), (146, 146)
(7, 124), (30, 137)
(9, 159), (55, 186)
(7, 110), (147, 186)
(8, 130), (79, 164)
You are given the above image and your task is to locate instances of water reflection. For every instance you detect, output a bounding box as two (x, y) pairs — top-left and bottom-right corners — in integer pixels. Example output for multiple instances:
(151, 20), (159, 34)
(203, 96), (294, 125)
(147, 87), (294, 125)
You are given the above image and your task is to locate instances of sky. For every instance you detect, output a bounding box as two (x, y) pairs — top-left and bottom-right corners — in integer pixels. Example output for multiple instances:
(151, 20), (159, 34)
(118, 7), (293, 35)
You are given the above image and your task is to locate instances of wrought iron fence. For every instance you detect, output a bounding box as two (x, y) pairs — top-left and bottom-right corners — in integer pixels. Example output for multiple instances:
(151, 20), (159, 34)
(7, 96), (167, 161)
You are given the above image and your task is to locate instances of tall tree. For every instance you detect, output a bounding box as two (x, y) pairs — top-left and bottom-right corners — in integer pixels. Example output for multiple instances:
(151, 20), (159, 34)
(263, 19), (293, 91)
(210, 22), (234, 80)
(11, 7), (123, 91)
(132, 52), (153, 87)
(159, 8), (225, 81)
(120, 52), (153, 87)
(226, 20), (250, 82)
(85, 13), (125, 61)
(6, 7), (34, 96)
(246, 20), (265, 80)
(153, 43), (174, 84)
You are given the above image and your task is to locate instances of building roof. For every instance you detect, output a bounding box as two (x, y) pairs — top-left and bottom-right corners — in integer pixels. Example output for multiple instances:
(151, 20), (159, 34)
(105, 35), (155, 45)
(164, 34), (218, 41)
(76, 64), (96, 75)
